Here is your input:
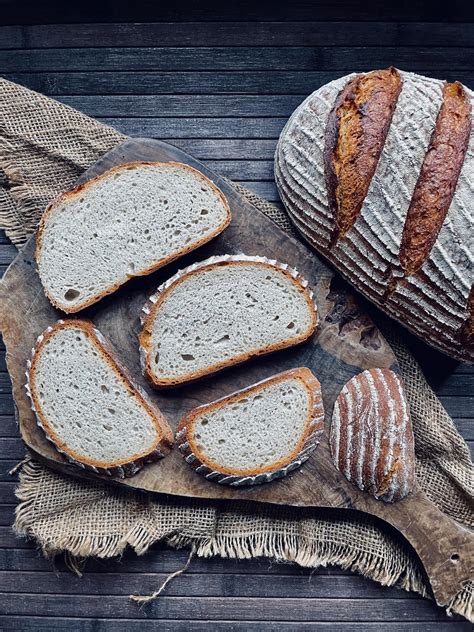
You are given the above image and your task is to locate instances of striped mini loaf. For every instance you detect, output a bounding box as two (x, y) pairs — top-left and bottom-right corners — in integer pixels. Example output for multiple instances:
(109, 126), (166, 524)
(276, 68), (473, 363)
(330, 368), (415, 503)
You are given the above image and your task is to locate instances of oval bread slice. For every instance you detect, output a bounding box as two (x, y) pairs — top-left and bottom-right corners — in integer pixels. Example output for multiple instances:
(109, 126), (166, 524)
(26, 320), (174, 477)
(36, 161), (231, 313)
(140, 254), (318, 387)
(176, 368), (324, 486)
(330, 368), (415, 503)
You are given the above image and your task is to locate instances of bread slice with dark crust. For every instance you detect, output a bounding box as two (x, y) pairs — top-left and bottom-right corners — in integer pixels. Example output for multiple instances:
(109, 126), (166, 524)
(26, 319), (174, 478)
(36, 161), (231, 313)
(176, 368), (324, 486)
(139, 254), (318, 388)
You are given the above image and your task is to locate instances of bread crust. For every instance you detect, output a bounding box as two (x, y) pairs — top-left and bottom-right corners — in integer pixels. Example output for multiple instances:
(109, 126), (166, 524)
(26, 319), (174, 478)
(330, 368), (415, 503)
(398, 82), (472, 277)
(276, 69), (474, 363)
(139, 254), (319, 387)
(324, 68), (402, 243)
(176, 367), (324, 486)
(35, 161), (232, 314)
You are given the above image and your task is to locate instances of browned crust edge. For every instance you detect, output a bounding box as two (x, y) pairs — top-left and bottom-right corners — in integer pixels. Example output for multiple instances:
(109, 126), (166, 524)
(35, 161), (232, 314)
(398, 82), (472, 277)
(324, 67), (402, 244)
(176, 367), (324, 484)
(27, 319), (174, 477)
(139, 257), (319, 388)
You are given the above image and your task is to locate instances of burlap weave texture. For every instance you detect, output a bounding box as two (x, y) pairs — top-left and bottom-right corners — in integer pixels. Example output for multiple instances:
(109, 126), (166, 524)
(0, 77), (472, 620)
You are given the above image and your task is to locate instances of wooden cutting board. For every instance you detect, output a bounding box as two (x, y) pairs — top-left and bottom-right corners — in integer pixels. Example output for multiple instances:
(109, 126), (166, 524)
(0, 138), (471, 609)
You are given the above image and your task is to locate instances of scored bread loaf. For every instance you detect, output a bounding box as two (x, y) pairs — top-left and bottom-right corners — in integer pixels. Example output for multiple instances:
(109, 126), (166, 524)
(36, 161), (231, 313)
(26, 319), (173, 477)
(330, 368), (415, 503)
(276, 68), (473, 362)
(176, 368), (324, 486)
(139, 254), (318, 387)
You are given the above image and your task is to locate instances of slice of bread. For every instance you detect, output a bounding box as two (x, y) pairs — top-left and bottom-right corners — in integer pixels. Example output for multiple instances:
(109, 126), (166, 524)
(140, 254), (318, 387)
(176, 368), (324, 486)
(26, 319), (174, 477)
(36, 161), (231, 313)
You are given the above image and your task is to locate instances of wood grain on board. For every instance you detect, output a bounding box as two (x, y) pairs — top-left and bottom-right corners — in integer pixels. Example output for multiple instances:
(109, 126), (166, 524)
(0, 138), (472, 609)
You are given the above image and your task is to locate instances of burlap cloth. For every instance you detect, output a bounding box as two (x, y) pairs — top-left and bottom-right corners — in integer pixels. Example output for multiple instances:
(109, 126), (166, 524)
(0, 78), (472, 620)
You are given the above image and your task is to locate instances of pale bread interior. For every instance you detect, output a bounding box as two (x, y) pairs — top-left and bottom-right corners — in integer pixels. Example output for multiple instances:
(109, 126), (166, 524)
(37, 163), (229, 310)
(148, 263), (314, 382)
(190, 377), (311, 472)
(31, 325), (161, 465)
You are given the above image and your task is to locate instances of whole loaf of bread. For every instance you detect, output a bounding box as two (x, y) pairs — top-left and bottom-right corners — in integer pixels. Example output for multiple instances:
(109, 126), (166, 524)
(275, 68), (473, 362)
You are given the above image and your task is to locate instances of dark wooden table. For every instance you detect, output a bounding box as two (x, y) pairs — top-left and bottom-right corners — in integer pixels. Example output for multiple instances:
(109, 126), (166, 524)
(0, 3), (472, 630)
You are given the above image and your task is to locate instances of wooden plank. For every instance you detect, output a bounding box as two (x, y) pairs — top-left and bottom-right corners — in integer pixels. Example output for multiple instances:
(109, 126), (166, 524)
(0, 439), (26, 459)
(431, 374), (474, 397)
(453, 420), (474, 441)
(0, 570), (415, 598)
(2, 22), (474, 49)
(0, 231), (13, 244)
(6, 70), (474, 96)
(0, 527), (30, 547)
(1, 47), (473, 73)
(0, 243), (19, 265)
(1, 0), (473, 25)
(0, 416), (18, 437)
(0, 619), (469, 632)
(0, 505), (15, 525)
(160, 139), (278, 160)
(0, 462), (20, 481)
(54, 95), (305, 118)
(0, 593), (450, 620)
(99, 117), (288, 138)
(0, 546), (389, 575)
(0, 374), (13, 393)
(438, 398), (474, 418)
(0, 482), (16, 504)
(0, 396), (14, 415)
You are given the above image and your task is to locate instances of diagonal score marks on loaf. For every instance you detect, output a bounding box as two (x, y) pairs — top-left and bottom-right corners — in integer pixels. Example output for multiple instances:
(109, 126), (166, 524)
(387, 83), (473, 346)
(398, 82), (472, 278)
(276, 69), (473, 360)
(324, 68), (402, 244)
(275, 75), (352, 251)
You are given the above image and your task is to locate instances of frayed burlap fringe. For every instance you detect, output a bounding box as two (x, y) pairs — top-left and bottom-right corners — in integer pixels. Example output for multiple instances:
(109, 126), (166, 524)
(2, 77), (473, 622)
(14, 461), (473, 620)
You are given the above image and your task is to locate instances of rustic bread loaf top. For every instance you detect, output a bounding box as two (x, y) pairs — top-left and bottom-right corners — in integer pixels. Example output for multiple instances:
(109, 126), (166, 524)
(176, 367), (324, 486)
(330, 367), (415, 503)
(140, 254), (318, 387)
(276, 68), (473, 362)
(36, 161), (231, 313)
(26, 319), (173, 477)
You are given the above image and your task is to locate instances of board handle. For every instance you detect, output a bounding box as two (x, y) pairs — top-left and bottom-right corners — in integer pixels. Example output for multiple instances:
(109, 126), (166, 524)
(358, 490), (473, 608)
